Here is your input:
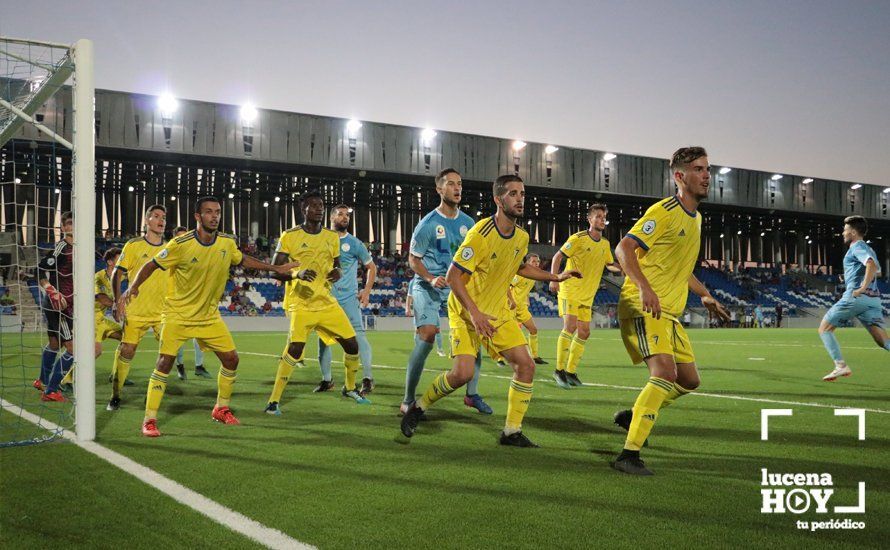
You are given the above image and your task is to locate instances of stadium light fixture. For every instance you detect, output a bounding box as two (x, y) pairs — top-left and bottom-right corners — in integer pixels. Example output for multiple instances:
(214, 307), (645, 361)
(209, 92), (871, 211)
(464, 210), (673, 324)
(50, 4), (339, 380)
(274, 196), (281, 202)
(512, 140), (527, 152)
(805, 235), (810, 240)
(802, 178), (813, 184)
(771, 174), (783, 181)
(545, 145), (559, 155)
(603, 153), (617, 161)
(421, 128), (437, 145)
(737, 230), (742, 235)
(718, 167), (731, 175)
(719, 233), (724, 239)
(54, 188), (61, 194)
(14, 178), (21, 183)
(240, 103), (258, 125)
(228, 192), (235, 199)
(263, 201), (269, 208)
(170, 196), (176, 201)
(527, 219), (533, 225)
(128, 185), (135, 192)
(346, 119), (362, 138)
(850, 184), (862, 190)
(158, 93), (178, 117)
(760, 232), (765, 237)
(883, 188), (890, 194)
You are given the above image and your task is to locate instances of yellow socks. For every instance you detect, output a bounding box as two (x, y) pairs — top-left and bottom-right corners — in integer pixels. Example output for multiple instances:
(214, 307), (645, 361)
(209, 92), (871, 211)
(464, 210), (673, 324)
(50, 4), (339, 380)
(566, 335), (587, 374)
(505, 379), (533, 434)
(111, 349), (131, 399)
(269, 352), (299, 404)
(144, 369), (168, 420)
(528, 333), (539, 358)
(660, 382), (694, 409)
(344, 353), (359, 391)
(418, 372), (454, 410)
(216, 366), (237, 407)
(624, 377), (672, 451)
(556, 330), (572, 371)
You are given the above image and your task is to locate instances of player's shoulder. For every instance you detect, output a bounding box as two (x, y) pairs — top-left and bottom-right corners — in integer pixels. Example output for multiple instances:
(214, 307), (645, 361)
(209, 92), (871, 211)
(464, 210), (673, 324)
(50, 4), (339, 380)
(218, 232), (236, 240)
(124, 236), (144, 247)
(173, 230), (196, 244)
(282, 226), (303, 236)
(456, 210), (475, 224)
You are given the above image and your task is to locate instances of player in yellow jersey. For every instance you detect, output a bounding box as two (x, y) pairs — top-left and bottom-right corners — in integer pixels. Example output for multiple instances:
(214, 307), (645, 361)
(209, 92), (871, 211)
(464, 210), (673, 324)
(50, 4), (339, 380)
(265, 189), (369, 413)
(94, 247), (123, 359)
(107, 204), (167, 411)
(550, 204), (622, 388)
(611, 147), (729, 475)
(400, 175), (580, 447)
(119, 197), (298, 437)
(171, 225), (207, 381)
(507, 253), (546, 364)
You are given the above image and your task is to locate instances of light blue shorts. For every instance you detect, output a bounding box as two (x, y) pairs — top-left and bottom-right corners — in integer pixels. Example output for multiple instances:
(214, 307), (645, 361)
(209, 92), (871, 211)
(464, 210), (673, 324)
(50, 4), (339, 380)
(824, 295), (884, 328)
(412, 283), (447, 328)
(337, 296), (365, 332)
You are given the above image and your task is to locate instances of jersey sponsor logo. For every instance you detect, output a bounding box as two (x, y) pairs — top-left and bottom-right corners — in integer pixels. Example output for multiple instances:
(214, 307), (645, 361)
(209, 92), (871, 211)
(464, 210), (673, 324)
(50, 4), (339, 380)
(342, 243), (351, 252)
(642, 220), (656, 235)
(459, 225), (468, 236)
(461, 247), (474, 261)
(435, 225), (446, 239)
(158, 249), (169, 259)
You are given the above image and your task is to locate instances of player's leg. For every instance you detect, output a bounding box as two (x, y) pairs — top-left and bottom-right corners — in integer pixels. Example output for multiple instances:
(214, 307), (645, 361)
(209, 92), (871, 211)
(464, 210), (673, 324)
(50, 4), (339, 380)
(498, 342), (539, 447)
(819, 301), (852, 380)
(463, 350), (492, 414)
(565, 314), (591, 386)
(435, 327), (446, 356)
(193, 338), (209, 377)
(523, 317), (545, 364)
(342, 298), (374, 394)
(402, 288), (438, 410)
(335, 335), (368, 404)
(194, 319), (241, 424)
(141, 352), (177, 436)
(554, 302), (576, 388)
(857, 298), (889, 352)
(317, 336), (334, 384)
(865, 324), (889, 351)
(401, 351), (477, 439)
(43, 315), (74, 399)
(267, 340), (304, 414)
(37, 332), (59, 391)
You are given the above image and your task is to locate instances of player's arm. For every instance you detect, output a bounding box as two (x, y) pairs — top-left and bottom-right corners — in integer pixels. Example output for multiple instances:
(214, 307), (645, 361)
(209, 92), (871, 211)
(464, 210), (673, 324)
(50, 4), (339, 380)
(548, 249), (566, 293)
(852, 258), (878, 298)
(359, 259), (376, 307)
(518, 261), (580, 283)
(119, 259), (161, 318)
(325, 257), (342, 283)
(96, 291), (114, 309)
(507, 286), (517, 310)
(615, 236), (661, 318)
(445, 262), (495, 338)
(241, 253), (300, 277)
(409, 253), (445, 289)
(37, 250), (66, 310)
(404, 292), (413, 316)
(688, 273), (730, 321)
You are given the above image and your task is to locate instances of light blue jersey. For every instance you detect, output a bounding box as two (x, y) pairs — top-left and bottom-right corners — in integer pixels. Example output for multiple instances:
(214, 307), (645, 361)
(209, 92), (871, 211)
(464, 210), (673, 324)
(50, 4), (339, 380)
(333, 233), (372, 301)
(843, 240), (880, 299)
(409, 208), (474, 298)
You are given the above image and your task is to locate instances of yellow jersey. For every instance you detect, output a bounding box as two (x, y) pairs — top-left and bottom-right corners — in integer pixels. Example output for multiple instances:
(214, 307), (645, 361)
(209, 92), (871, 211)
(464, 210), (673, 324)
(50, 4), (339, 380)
(276, 226), (339, 312)
(449, 217), (530, 322)
(618, 196), (702, 320)
(510, 274), (536, 307)
(94, 269), (113, 319)
(117, 236), (167, 322)
(557, 230), (614, 305)
(152, 230), (243, 324)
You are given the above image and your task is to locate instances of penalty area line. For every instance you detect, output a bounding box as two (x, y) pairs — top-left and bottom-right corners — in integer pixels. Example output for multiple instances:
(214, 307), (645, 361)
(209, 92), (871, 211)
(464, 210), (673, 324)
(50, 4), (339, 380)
(0, 398), (314, 550)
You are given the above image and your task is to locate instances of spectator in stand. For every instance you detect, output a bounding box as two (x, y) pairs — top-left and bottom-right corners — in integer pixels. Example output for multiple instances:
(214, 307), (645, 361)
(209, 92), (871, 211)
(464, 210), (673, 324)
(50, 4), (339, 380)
(775, 304), (783, 328)
(262, 300), (272, 314)
(730, 308), (737, 328)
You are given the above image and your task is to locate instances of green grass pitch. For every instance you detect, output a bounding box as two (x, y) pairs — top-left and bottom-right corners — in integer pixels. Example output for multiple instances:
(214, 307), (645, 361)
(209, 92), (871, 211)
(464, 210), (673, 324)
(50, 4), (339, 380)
(1, 328), (888, 548)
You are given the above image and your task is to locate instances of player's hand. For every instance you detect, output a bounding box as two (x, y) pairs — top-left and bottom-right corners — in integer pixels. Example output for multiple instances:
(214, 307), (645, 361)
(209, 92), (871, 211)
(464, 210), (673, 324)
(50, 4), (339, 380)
(273, 260), (300, 276)
(112, 304), (121, 323)
(359, 288), (371, 308)
(549, 281), (559, 294)
(326, 268), (341, 283)
(508, 299), (516, 310)
(639, 284), (661, 319)
(851, 288), (864, 298)
(296, 269), (317, 282)
(702, 295), (730, 322)
(469, 308), (497, 339)
(404, 306), (412, 317)
(557, 270), (582, 282)
(429, 275), (448, 289)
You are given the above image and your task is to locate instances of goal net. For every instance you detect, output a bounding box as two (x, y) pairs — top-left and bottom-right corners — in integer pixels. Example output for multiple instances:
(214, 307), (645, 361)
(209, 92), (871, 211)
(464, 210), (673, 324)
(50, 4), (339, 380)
(0, 37), (95, 446)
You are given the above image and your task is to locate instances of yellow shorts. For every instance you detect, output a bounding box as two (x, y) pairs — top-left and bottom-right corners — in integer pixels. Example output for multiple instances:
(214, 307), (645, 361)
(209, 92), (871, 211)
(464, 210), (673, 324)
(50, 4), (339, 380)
(619, 315), (695, 365)
(159, 318), (236, 357)
(514, 305), (532, 324)
(558, 297), (592, 323)
(121, 317), (162, 345)
(288, 304), (356, 345)
(95, 316), (122, 343)
(449, 314), (528, 359)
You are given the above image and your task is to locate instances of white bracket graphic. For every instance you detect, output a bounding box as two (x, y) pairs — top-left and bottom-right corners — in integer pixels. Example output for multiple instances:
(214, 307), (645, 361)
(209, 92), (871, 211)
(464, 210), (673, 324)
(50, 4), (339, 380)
(761, 409), (793, 440)
(833, 409), (866, 440)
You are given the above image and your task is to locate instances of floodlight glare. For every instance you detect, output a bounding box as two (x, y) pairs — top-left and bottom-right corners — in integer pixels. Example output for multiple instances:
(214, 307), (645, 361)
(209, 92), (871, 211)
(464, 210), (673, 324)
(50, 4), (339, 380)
(545, 145), (559, 154)
(603, 153), (617, 161)
(346, 119), (362, 135)
(802, 178), (813, 184)
(850, 184), (862, 190)
(719, 233), (724, 239)
(512, 140), (527, 152)
(274, 196), (281, 202)
(718, 167), (731, 175)
(421, 128), (437, 144)
(128, 185), (135, 192)
(158, 93), (178, 117)
(883, 188), (890, 194)
(263, 201), (269, 208)
(771, 174), (783, 181)
(228, 192), (235, 199)
(240, 103), (258, 124)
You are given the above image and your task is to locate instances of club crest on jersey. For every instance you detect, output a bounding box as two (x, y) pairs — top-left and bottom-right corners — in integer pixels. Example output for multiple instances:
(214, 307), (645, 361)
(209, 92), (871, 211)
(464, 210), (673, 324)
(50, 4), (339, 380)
(461, 247), (474, 261)
(459, 225), (468, 237)
(436, 225), (446, 239)
(158, 249), (169, 259)
(642, 220), (656, 235)
(342, 243), (351, 252)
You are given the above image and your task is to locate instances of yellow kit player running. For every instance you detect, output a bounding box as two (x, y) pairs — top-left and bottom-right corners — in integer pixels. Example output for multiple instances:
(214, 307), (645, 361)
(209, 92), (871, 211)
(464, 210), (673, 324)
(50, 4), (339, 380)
(120, 196), (298, 437)
(400, 175), (580, 447)
(265, 189), (368, 414)
(94, 247), (123, 358)
(550, 204), (621, 388)
(107, 204), (167, 411)
(611, 147), (729, 475)
(507, 253), (546, 364)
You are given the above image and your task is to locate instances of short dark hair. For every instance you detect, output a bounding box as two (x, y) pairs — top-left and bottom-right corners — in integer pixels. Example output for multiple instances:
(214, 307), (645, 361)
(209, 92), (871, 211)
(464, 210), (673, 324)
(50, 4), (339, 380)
(493, 174), (523, 198)
(525, 252), (540, 262)
(61, 211), (73, 224)
(145, 204), (166, 218)
(173, 225), (187, 233)
(301, 189), (324, 205)
(330, 204), (350, 217)
(588, 203), (608, 215)
(844, 215), (868, 237)
(670, 146), (708, 172)
(436, 168), (460, 187)
(195, 196), (220, 214)
(104, 247), (121, 262)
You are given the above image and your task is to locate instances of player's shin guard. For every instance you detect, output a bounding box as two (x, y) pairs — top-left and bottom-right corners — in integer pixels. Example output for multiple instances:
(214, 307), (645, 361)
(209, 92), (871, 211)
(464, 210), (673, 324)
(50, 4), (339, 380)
(819, 331), (844, 362)
(269, 352), (298, 404)
(356, 331), (373, 379)
(528, 333), (539, 357)
(318, 339), (333, 381)
(465, 353), (482, 396)
(145, 369), (169, 420)
(39, 346), (57, 385)
(660, 382), (693, 409)
(343, 353), (360, 391)
(111, 349), (131, 399)
(418, 372), (454, 410)
(624, 377), (671, 451)
(216, 366), (237, 407)
(566, 336), (586, 374)
(556, 330), (572, 371)
(505, 379), (533, 435)
(404, 334), (433, 404)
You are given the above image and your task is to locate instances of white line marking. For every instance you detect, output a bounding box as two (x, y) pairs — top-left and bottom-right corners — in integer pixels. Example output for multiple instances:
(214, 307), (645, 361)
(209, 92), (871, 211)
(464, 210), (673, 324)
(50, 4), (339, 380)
(748, 357), (766, 361)
(0, 398), (314, 550)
